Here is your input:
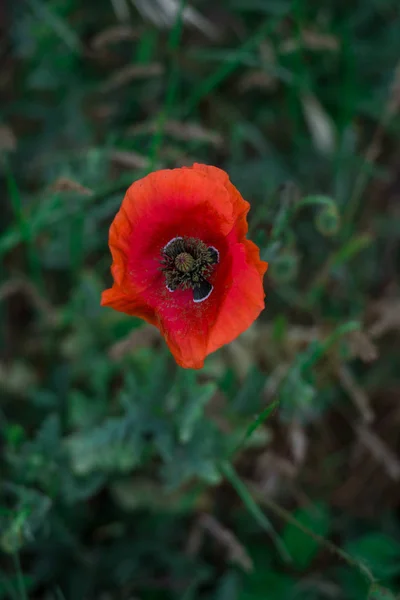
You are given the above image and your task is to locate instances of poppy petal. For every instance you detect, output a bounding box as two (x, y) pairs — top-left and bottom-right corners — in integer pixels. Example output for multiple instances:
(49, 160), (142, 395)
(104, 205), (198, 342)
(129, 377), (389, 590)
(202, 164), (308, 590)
(207, 239), (268, 355)
(101, 284), (158, 326)
(191, 163), (250, 239)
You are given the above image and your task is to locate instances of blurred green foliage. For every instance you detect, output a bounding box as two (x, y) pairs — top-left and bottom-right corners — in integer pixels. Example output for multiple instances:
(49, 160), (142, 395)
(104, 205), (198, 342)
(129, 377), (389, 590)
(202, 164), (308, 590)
(1, 0), (400, 598)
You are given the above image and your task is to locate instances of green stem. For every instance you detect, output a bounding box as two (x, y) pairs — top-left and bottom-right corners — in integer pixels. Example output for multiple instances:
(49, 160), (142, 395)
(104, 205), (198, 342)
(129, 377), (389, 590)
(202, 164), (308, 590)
(343, 60), (400, 232)
(233, 400), (279, 456)
(0, 571), (19, 600)
(148, 0), (186, 171)
(219, 460), (291, 563)
(12, 552), (27, 600)
(249, 484), (376, 586)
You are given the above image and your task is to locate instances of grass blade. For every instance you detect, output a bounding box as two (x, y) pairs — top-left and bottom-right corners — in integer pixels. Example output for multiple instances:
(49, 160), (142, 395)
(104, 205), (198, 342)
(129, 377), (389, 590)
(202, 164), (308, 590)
(181, 12), (289, 117)
(12, 553), (27, 600)
(27, 0), (82, 53)
(4, 159), (43, 290)
(233, 400), (279, 456)
(148, 0), (186, 170)
(219, 460), (291, 563)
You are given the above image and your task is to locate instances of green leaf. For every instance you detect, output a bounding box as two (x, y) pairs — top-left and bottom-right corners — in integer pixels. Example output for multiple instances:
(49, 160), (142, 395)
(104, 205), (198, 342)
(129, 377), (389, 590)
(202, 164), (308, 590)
(161, 421), (222, 488)
(231, 367), (266, 415)
(66, 415), (142, 475)
(346, 533), (400, 581)
(278, 366), (316, 421)
(240, 571), (296, 600)
(338, 566), (369, 600)
(176, 374), (217, 443)
(368, 584), (397, 599)
(0, 487), (51, 553)
(214, 571), (242, 600)
(281, 502), (331, 570)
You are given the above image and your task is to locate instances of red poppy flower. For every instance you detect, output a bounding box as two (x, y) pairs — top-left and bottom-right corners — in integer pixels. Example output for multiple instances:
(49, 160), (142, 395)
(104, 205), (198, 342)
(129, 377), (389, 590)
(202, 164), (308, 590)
(101, 163), (268, 369)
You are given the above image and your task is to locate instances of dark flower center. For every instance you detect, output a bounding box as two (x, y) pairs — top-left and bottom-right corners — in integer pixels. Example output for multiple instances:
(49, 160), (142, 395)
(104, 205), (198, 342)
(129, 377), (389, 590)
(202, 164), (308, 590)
(161, 236), (219, 302)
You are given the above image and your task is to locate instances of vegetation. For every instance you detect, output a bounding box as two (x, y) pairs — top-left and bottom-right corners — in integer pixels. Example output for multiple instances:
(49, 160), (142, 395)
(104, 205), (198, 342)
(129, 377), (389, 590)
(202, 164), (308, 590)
(1, 0), (400, 598)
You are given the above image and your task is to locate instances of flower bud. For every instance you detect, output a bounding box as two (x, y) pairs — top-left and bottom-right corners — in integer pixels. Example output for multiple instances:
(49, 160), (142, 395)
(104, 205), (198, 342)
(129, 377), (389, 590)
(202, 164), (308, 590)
(270, 250), (299, 284)
(315, 205), (340, 236)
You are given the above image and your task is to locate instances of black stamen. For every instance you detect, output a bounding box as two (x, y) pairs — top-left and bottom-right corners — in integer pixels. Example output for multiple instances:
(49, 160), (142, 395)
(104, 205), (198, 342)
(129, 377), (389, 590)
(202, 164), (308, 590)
(193, 280), (213, 303)
(208, 246), (219, 264)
